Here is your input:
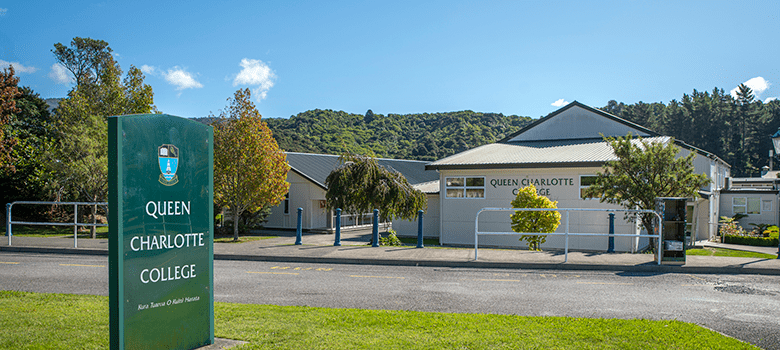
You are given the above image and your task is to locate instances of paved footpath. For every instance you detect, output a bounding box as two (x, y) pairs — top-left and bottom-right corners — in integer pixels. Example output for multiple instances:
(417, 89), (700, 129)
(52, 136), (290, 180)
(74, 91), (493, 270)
(2, 229), (779, 275)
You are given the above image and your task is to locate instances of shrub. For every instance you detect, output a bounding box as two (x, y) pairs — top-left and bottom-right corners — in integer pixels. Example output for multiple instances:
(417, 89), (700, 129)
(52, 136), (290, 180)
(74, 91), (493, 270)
(510, 185), (561, 251)
(718, 216), (746, 236)
(723, 234), (779, 247)
(379, 230), (402, 246)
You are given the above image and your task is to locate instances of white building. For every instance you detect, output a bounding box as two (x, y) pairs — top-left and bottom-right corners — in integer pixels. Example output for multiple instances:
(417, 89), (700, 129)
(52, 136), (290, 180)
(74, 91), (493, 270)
(719, 176), (780, 232)
(424, 101), (730, 251)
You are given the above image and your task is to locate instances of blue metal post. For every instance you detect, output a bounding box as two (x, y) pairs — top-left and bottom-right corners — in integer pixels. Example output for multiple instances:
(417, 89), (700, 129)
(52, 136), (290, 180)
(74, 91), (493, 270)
(6, 203), (11, 246)
(607, 213), (615, 253)
(295, 207), (302, 245)
(417, 210), (424, 248)
(334, 208), (342, 246)
(5, 203), (11, 237)
(372, 209), (379, 247)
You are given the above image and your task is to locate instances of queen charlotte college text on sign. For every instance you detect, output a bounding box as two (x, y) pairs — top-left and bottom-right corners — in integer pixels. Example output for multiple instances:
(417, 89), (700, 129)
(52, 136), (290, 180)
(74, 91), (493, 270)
(109, 114), (214, 350)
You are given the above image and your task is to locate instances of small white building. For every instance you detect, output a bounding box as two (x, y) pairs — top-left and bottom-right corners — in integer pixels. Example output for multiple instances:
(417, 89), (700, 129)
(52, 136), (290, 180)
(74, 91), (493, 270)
(264, 152), (439, 233)
(719, 177), (780, 232)
(424, 101), (730, 251)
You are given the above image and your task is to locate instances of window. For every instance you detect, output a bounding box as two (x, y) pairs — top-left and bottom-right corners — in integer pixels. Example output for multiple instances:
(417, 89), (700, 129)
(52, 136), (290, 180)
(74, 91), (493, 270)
(580, 175), (599, 199)
(733, 197), (760, 215)
(445, 176), (485, 198)
(283, 193), (290, 214)
(685, 205), (695, 236)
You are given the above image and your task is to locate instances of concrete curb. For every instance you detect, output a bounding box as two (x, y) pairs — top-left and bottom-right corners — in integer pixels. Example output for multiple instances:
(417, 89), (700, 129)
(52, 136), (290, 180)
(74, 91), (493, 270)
(4, 245), (779, 276)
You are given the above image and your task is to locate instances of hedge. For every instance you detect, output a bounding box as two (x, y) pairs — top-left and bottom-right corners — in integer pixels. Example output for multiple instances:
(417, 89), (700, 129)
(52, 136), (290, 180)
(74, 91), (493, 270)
(723, 235), (779, 247)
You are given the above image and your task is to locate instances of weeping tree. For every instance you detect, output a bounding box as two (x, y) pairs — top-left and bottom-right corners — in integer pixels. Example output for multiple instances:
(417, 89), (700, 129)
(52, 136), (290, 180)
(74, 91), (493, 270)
(325, 153), (426, 225)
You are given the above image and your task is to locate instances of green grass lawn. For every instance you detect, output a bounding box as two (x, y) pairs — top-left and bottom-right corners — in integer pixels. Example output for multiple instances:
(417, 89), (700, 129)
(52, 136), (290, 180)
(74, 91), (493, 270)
(0, 291), (757, 349)
(687, 247), (777, 259)
(214, 235), (278, 243)
(398, 237), (440, 246)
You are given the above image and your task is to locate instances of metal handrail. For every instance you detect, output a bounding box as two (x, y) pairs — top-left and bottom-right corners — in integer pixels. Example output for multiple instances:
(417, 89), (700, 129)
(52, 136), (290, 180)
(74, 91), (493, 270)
(475, 207), (663, 265)
(6, 201), (108, 248)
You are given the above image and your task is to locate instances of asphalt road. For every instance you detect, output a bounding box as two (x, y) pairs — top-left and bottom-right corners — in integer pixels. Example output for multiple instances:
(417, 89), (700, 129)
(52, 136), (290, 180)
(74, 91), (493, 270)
(2, 252), (779, 349)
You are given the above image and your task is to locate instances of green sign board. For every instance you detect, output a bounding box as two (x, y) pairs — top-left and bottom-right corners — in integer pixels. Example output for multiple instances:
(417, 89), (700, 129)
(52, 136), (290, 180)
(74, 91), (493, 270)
(109, 114), (214, 349)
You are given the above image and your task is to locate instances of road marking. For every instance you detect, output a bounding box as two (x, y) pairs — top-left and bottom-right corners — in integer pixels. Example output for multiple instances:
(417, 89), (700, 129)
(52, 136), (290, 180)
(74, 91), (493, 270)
(246, 271), (299, 275)
(686, 274), (707, 281)
(271, 266), (332, 271)
(60, 263), (105, 267)
(576, 281), (633, 285)
(479, 279), (521, 282)
(350, 275), (404, 279)
(0, 262), (20, 265)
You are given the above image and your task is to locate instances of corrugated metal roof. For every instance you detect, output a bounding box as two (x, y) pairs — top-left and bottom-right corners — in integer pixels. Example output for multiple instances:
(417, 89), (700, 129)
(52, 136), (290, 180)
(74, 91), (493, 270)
(427, 137), (672, 170)
(286, 152), (439, 189)
(412, 180), (440, 194)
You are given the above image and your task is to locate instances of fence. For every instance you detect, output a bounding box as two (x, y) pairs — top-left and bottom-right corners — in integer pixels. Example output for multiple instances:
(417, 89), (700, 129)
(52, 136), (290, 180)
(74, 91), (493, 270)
(5, 201), (108, 248)
(475, 207), (663, 264)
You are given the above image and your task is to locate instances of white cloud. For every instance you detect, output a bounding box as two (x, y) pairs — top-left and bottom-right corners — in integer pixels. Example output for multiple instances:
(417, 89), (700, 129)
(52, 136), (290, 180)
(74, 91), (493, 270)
(0, 8), (7, 16)
(0, 59), (38, 74)
(140, 65), (157, 75)
(765, 97), (777, 103)
(233, 58), (276, 100)
(49, 63), (74, 84)
(163, 67), (203, 90)
(731, 76), (770, 99)
(551, 99), (569, 107)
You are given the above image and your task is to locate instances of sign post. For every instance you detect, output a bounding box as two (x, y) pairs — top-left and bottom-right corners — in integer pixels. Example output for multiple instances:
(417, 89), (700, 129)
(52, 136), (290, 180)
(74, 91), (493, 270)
(109, 114), (214, 349)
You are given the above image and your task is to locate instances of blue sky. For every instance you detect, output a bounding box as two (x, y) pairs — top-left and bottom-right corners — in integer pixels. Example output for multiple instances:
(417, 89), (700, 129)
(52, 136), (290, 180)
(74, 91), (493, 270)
(1, 1), (778, 119)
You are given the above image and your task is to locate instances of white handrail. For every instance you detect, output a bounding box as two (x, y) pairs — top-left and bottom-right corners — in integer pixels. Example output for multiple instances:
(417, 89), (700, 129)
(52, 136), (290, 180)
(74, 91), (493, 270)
(474, 207), (663, 265)
(6, 201), (108, 248)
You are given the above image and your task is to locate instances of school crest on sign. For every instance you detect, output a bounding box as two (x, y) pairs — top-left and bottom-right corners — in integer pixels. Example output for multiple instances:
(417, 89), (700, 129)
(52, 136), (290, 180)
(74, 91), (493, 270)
(158, 144), (179, 186)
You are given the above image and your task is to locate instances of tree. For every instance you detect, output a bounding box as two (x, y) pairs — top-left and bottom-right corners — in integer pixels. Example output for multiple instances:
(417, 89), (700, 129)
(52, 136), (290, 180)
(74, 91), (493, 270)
(212, 88), (290, 241)
(47, 38), (156, 237)
(52, 37), (113, 87)
(325, 152), (426, 224)
(0, 86), (56, 220)
(510, 184), (561, 251)
(583, 134), (710, 250)
(0, 66), (21, 170)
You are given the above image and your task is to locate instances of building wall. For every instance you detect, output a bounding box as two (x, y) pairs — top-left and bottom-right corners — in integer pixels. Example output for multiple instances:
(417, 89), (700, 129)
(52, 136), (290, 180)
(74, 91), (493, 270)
(718, 191), (778, 232)
(392, 194), (440, 238)
(437, 167), (645, 251)
(265, 171), (328, 230)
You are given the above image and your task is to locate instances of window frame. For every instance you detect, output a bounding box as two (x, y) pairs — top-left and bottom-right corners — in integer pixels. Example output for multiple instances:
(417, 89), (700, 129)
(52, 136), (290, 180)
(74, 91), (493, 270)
(732, 197), (760, 215)
(579, 175), (599, 200)
(445, 176), (485, 199)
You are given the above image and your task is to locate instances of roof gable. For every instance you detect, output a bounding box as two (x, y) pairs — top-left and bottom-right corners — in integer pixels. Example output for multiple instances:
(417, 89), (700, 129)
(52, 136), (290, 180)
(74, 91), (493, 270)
(285, 152), (439, 190)
(500, 101), (657, 143)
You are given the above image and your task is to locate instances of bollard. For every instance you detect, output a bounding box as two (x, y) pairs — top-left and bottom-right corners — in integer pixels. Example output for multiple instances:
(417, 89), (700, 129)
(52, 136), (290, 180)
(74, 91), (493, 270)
(607, 213), (615, 253)
(334, 208), (342, 246)
(295, 207), (303, 245)
(417, 210), (424, 248)
(6, 203), (11, 246)
(372, 209), (379, 247)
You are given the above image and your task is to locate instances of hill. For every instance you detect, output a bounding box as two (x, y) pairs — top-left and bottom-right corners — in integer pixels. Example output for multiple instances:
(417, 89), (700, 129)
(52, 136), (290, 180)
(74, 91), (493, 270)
(199, 109), (533, 161)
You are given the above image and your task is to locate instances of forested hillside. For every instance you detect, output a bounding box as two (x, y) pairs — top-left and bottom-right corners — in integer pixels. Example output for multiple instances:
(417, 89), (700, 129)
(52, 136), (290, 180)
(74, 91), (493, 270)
(261, 109), (532, 161)
(601, 85), (780, 177)
(197, 84), (780, 177)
